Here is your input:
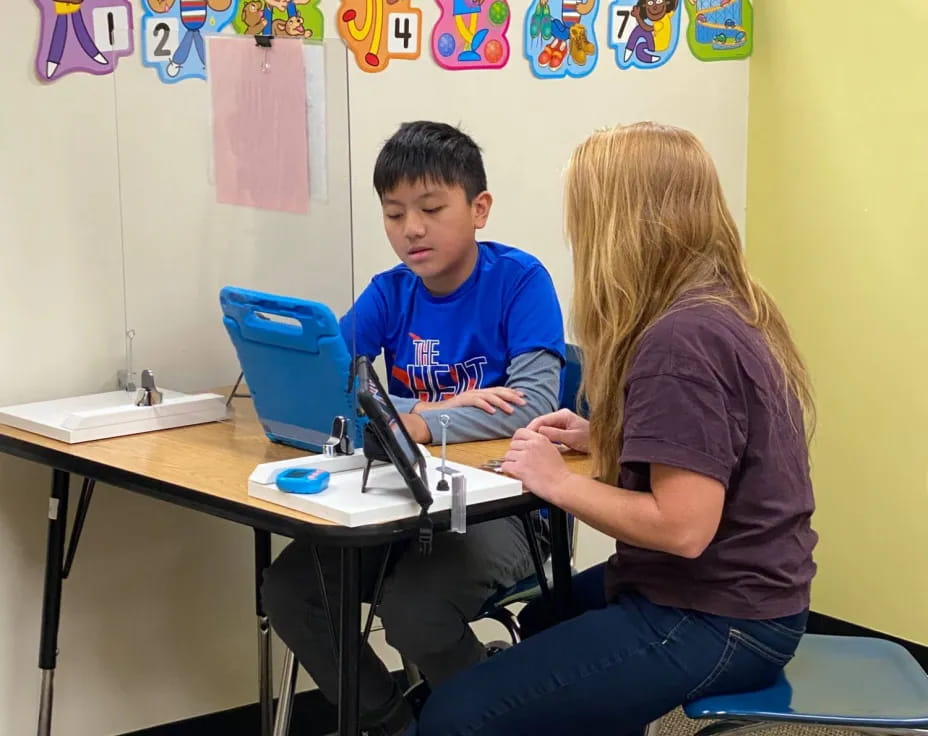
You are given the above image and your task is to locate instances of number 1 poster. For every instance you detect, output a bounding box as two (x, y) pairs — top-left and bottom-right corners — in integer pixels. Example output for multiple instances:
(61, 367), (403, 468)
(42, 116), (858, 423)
(141, 0), (236, 83)
(33, 0), (134, 83)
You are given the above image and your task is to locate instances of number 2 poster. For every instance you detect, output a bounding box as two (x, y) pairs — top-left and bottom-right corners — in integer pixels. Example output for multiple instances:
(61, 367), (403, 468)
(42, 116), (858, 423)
(33, 0), (134, 83)
(141, 0), (236, 84)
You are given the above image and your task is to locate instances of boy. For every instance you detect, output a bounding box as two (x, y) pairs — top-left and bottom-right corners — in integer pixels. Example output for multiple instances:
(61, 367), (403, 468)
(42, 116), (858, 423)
(261, 121), (565, 736)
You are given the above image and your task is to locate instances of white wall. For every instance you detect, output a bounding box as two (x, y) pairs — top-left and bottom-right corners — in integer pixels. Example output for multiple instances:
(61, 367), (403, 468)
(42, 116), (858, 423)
(0, 1), (749, 732)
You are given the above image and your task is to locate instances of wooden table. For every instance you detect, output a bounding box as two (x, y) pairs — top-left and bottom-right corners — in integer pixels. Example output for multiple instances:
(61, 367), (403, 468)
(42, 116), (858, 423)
(0, 394), (589, 736)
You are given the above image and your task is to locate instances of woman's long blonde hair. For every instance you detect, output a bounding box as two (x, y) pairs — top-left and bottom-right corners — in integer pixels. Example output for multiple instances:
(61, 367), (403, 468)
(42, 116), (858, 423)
(566, 122), (814, 484)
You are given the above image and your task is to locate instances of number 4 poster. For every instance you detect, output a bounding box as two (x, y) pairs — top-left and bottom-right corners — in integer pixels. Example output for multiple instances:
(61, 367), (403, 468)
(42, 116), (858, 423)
(608, 0), (681, 70)
(141, 0), (236, 84)
(33, 0), (134, 83)
(337, 0), (422, 73)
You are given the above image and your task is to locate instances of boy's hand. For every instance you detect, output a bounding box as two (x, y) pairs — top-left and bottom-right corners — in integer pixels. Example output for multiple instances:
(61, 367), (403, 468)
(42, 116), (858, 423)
(399, 413), (431, 444)
(526, 409), (591, 454)
(412, 388), (527, 416)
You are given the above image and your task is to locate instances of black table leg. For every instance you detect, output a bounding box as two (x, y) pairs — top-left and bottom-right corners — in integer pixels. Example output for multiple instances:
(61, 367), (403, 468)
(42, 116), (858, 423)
(254, 528), (273, 736)
(338, 547), (362, 736)
(548, 507), (572, 622)
(37, 469), (69, 736)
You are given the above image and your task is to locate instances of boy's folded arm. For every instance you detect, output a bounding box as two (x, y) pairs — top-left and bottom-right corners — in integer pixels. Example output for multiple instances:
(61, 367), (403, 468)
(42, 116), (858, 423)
(390, 396), (420, 414)
(416, 350), (562, 444)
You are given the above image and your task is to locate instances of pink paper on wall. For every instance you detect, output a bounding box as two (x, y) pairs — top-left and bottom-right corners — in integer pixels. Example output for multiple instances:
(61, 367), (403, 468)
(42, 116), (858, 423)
(208, 36), (309, 214)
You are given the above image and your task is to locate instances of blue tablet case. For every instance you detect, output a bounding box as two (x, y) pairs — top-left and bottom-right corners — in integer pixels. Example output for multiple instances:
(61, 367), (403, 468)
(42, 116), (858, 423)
(220, 286), (365, 453)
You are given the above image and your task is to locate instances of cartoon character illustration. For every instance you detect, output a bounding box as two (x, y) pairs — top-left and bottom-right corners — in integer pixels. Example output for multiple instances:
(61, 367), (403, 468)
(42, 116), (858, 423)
(432, 0), (510, 70)
(449, 0), (483, 63)
(337, 0), (422, 73)
(342, 0), (398, 67)
(685, 0), (752, 61)
(569, 22), (594, 64)
(273, 13), (313, 36)
(34, 0), (134, 82)
(142, 0), (235, 82)
(241, 0), (267, 32)
(233, 0), (322, 39)
(609, 0), (680, 69)
(625, 0), (677, 64)
(525, 0), (597, 78)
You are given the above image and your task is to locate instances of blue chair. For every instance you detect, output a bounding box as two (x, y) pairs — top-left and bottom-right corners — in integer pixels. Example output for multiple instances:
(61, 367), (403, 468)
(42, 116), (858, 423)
(678, 634), (928, 736)
(560, 343), (583, 418)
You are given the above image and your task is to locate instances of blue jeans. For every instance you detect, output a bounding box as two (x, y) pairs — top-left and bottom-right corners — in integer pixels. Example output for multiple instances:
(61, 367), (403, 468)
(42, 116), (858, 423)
(407, 563), (807, 736)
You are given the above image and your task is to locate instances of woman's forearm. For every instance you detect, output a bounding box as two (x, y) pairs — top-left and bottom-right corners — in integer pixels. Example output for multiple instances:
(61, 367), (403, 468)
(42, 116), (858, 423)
(548, 473), (707, 559)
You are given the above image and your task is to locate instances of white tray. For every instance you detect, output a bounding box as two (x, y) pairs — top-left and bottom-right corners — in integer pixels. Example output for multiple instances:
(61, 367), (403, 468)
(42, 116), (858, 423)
(248, 449), (522, 527)
(0, 390), (228, 443)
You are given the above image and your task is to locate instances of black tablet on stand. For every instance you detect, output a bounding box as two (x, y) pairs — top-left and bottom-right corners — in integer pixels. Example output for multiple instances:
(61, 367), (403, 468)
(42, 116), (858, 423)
(354, 356), (434, 552)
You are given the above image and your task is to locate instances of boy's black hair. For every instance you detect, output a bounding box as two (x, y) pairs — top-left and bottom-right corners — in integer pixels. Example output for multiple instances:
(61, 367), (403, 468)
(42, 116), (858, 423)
(373, 121), (488, 203)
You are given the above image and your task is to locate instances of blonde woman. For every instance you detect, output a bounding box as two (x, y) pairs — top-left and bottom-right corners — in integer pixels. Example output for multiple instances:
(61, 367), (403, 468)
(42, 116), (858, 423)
(406, 122), (818, 735)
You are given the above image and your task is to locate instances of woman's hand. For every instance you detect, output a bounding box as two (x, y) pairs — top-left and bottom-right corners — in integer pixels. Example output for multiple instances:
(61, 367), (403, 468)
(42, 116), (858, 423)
(501, 428), (573, 503)
(526, 409), (590, 454)
(413, 387), (526, 416)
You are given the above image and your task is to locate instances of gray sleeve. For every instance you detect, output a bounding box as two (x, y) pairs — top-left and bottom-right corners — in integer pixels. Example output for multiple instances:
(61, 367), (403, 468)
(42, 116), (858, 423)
(416, 349), (562, 445)
(390, 396), (420, 414)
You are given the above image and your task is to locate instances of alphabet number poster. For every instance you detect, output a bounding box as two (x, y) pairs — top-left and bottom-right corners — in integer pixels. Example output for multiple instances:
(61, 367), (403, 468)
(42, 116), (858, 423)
(232, 0), (323, 42)
(33, 0), (134, 83)
(525, 0), (599, 79)
(337, 0), (422, 73)
(685, 0), (752, 61)
(432, 0), (511, 70)
(141, 0), (236, 84)
(608, 0), (681, 70)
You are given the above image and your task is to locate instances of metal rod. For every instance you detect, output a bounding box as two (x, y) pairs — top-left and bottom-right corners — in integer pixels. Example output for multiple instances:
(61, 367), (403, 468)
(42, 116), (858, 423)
(272, 648), (299, 736)
(37, 670), (54, 736)
(311, 545), (338, 659)
(361, 545), (392, 650)
(62, 478), (95, 579)
(520, 512), (550, 600)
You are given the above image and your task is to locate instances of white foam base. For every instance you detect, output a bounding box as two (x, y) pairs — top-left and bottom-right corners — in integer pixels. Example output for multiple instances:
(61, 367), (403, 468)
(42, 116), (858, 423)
(248, 448), (522, 527)
(0, 390), (228, 443)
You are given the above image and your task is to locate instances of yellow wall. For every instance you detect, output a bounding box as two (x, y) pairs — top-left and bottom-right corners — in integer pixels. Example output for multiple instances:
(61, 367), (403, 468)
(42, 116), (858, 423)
(746, 3), (928, 644)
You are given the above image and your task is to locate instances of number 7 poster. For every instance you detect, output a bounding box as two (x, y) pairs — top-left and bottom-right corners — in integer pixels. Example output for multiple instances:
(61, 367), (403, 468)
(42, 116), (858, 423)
(336, 0), (422, 73)
(141, 0), (236, 83)
(608, 0), (681, 70)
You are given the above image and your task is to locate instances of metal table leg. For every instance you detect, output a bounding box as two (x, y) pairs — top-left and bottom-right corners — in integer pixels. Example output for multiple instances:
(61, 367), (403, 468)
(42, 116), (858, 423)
(337, 547), (362, 736)
(254, 528), (273, 736)
(548, 507), (573, 622)
(36, 470), (70, 736)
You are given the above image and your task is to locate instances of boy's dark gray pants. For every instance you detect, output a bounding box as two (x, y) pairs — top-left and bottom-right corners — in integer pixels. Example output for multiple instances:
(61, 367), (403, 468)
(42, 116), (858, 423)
(261, 515), (547, 718)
